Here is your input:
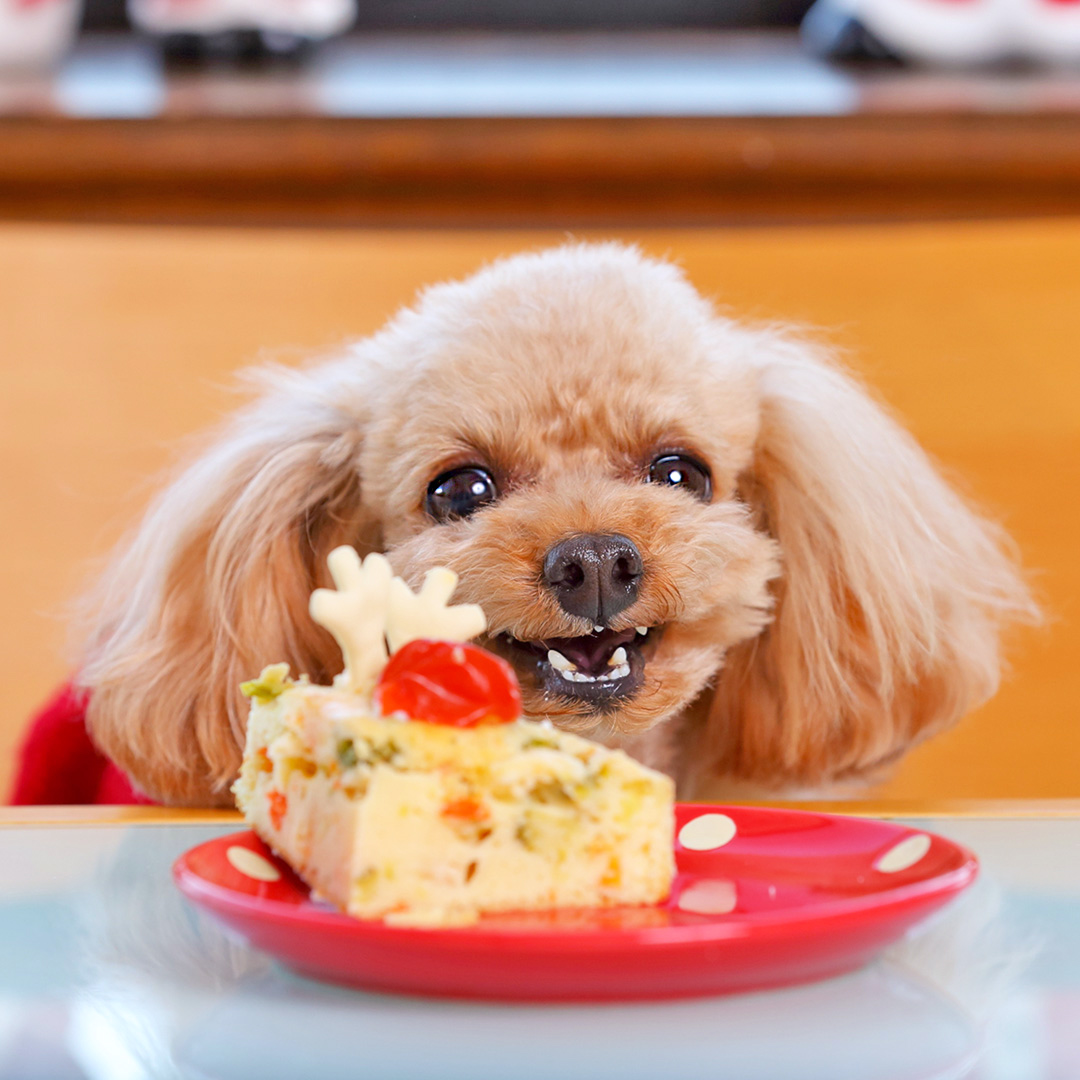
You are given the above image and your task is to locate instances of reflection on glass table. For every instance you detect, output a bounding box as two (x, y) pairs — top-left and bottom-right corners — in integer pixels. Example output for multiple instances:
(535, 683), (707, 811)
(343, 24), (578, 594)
(0, 813), (1078, 1080)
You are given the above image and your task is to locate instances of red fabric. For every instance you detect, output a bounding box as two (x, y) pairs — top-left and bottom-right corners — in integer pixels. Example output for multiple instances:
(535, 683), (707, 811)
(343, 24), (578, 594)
(9, 682), (154, 806)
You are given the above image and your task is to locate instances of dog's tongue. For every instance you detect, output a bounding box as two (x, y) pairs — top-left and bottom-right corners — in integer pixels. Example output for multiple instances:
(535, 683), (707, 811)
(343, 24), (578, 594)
(543, 627), (637, 675)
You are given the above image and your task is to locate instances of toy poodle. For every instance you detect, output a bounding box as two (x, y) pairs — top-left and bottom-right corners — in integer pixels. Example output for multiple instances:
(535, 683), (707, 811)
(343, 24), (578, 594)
(64, 242), (1035, 806)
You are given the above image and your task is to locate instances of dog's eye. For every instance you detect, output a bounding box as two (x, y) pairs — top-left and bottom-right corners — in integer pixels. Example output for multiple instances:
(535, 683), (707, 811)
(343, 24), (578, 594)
(648, 454), (712, 502)
(426, 467), (498, 522)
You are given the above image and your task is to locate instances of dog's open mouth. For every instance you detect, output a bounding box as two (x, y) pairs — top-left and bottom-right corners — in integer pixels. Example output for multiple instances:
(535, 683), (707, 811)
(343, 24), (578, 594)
(498, 625), (661, 708)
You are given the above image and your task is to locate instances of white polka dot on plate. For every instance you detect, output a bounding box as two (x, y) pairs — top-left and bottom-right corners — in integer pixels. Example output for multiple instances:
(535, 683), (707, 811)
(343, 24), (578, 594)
(226, 845), (281, 882)
(678, 813), (737, 851)
(677, 879), (737, 915)
(874, 833), (932, 874)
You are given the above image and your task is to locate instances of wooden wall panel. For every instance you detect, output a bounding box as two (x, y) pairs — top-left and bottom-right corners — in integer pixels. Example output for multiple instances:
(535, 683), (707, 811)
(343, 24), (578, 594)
(1, 220), (1075, 801)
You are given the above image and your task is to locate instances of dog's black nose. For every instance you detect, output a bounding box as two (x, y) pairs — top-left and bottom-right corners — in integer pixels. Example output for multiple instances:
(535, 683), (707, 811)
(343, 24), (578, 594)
(543, 533), (643, 624)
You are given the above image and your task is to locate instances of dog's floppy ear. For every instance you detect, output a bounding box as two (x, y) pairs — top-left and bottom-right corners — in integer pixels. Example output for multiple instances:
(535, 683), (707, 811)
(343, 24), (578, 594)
(77, 361), (377, 806)
(705, 331), (1037, 791)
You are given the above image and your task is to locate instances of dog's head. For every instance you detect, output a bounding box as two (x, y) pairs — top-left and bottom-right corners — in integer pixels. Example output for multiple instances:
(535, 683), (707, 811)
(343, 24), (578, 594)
(360, 246), (778, 746)
(79, 243), (1035, 805)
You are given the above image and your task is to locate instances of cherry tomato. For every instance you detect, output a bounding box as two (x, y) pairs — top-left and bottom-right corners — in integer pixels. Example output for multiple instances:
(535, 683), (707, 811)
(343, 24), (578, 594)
(375, 640), (521, 727)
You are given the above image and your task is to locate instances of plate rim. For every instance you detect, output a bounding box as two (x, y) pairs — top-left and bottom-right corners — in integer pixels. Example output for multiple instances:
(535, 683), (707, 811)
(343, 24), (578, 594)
(173, 802), (979, 951)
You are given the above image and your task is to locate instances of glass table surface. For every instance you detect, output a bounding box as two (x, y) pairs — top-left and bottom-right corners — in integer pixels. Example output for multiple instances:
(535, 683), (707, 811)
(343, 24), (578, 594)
(0, 805), (1078, 1080)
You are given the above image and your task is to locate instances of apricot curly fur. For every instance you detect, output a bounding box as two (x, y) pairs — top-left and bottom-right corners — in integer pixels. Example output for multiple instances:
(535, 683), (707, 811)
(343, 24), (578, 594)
(75, 243), (1037, 805)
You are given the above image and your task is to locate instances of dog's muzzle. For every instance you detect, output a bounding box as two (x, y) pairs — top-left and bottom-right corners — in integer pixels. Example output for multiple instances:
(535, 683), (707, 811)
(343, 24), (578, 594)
(492, 532), (659, 711)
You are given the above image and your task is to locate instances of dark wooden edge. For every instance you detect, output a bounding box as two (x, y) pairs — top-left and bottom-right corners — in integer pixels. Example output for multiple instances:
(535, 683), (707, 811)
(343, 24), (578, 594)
(0, 806), (243, 827)
(2, 800), (1078, 827)
(3, 113), (1080, 225)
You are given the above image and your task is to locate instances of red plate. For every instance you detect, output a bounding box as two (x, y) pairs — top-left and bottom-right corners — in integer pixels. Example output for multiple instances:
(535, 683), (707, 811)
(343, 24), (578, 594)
(173, 803), (976, 1002)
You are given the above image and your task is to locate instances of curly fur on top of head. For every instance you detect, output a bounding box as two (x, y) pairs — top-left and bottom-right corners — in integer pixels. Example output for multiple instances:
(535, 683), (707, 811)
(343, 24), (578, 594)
(76, 242), (1037, 806)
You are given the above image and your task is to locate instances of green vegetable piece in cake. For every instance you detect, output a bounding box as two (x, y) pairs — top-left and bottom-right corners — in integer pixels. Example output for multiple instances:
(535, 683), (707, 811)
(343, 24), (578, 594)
(240, 663), (292, 703)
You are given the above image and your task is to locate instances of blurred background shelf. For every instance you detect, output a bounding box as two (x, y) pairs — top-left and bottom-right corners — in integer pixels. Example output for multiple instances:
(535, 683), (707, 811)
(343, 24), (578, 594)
(4, 31), (1080, 226)
(3, 16), (1078, 805)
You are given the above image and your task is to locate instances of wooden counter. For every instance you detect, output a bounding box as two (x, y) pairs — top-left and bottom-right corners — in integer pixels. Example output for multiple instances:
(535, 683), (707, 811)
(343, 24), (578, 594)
(3, 801), (1080, 827)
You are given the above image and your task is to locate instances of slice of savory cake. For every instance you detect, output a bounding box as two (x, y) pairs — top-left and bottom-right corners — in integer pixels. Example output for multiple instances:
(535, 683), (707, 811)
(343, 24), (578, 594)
(232, 546), (675, 927)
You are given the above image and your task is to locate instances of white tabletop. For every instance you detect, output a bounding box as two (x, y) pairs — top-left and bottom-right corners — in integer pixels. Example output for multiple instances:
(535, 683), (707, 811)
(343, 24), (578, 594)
(1, 806), (1078, 1080)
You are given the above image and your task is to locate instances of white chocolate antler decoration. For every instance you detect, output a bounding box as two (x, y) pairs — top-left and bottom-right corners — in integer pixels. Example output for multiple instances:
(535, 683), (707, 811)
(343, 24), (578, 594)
(386, 568), (487, 655)
(310, 548), (393, 695)
(309, 546), (487, 696)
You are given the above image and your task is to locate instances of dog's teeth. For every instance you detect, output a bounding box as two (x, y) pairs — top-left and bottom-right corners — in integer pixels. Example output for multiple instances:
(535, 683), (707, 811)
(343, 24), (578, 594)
(593, 624), (604, 633)
(553, 650), (635, 686)
(557, 668), (620, 684)
(547, 649), (576, 672)
(557, 661), (632, 685)
(636, 626), (649, 636)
